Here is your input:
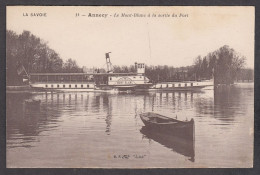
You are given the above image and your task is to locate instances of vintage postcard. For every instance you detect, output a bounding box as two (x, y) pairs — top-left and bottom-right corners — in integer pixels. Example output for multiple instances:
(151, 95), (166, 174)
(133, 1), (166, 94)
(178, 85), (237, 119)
(6, 6), (254, 168)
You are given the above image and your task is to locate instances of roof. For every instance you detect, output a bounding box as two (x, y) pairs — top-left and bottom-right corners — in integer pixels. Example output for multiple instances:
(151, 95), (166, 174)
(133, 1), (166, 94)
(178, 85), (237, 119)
(30, 72), (138, 76)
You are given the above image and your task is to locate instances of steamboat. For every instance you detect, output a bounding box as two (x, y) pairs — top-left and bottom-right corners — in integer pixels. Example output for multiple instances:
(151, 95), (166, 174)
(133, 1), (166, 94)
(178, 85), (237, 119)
(28, 53), (213, 92)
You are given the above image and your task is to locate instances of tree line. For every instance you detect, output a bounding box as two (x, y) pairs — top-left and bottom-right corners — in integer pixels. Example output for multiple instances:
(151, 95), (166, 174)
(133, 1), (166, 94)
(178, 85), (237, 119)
(7, 30), (253, 86)
(6, 30), (83, 85)
(191, 45), (253, 84)
(112, 45), (253, 84)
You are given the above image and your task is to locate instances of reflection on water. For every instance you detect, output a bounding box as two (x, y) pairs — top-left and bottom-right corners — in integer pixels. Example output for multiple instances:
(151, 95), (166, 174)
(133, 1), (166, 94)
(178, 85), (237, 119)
(6, 83), (254, 168)
(140, 126), (195, 162)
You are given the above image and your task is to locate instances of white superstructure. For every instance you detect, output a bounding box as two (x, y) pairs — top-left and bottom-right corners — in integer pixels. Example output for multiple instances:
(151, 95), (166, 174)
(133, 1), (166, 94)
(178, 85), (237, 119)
(108, 75), (149, 86)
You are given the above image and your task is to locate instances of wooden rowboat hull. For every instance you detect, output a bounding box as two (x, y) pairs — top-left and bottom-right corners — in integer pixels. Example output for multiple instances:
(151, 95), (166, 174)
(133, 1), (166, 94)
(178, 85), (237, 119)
(140, 112), (194, 140)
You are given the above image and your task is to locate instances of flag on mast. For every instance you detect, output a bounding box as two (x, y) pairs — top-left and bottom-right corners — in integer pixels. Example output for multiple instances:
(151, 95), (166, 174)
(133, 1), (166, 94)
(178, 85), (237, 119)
(17, 63), (29, 78)
(23, 78), (29, 82)
(17, 64), (26, 75)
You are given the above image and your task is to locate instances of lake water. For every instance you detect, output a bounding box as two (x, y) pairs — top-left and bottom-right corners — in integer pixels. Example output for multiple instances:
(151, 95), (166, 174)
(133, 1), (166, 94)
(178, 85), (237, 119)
(6, 83), (254, 168)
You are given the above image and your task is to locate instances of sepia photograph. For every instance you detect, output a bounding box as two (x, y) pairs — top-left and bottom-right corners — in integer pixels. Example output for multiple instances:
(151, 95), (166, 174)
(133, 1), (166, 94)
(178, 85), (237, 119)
(6, 6), (254, 168)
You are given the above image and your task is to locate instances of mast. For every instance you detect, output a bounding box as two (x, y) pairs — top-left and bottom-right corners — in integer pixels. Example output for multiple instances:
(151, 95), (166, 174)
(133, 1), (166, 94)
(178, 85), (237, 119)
(147, 23), (152, 61)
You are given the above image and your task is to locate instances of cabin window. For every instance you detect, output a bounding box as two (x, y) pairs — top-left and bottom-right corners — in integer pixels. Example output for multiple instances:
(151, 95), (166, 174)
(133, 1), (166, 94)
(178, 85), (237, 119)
(172, 84), (175, 87)
(75, 85), (77, 88)
(69, 85), (71, 88)
(57, 85), (59, 88)
(185, 83), (187, 87)
(51, 84), (53, 88)
(63, 85), (65, 88)
(45, 85), (48, 88)
(166, 84), (168, 88)
(140, 76), (142, 78)
(87, 85), (89, 88)
(191, 83), (193, 86)
(110, 77), (112, 80)
(81, 85), (83, 88)
(178, 84), (181, 87)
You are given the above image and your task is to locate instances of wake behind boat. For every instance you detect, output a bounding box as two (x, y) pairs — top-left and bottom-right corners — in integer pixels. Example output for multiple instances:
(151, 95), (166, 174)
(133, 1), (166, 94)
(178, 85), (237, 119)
(140, 112), (195, 140)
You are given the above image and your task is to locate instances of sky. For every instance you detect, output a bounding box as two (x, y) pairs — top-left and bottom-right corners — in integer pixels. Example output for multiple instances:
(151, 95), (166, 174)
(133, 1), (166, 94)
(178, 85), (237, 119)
(7, 6), (255, 69)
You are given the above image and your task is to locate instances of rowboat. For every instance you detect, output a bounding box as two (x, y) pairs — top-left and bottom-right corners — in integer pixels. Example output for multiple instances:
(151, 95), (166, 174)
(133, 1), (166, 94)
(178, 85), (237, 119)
(140, 112), (194, 140)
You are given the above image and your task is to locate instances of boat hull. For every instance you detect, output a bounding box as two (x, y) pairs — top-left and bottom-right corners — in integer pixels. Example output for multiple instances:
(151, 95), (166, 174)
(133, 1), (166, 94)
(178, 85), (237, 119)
(146, 86), (207, 92)
(140, 112), (194, 140)
(141, 80), (214, 92)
